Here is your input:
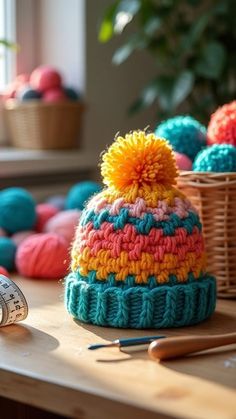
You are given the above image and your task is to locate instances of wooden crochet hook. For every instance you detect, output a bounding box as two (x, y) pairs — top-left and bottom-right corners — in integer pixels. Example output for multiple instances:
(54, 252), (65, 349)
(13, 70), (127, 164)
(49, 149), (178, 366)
(148, 333), (236, 361)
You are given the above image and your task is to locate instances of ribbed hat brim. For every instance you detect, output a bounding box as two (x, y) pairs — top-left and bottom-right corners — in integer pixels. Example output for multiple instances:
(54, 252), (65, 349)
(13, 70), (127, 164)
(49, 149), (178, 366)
(65, 273), (216, 329)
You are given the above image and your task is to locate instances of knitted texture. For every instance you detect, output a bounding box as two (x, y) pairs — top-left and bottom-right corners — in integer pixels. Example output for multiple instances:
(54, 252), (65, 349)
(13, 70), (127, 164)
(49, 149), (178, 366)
(207, 101), (236, 146)
(65, 131), (216, 328)
(155, 116), (206, 161)
(193, 144), (236, 172)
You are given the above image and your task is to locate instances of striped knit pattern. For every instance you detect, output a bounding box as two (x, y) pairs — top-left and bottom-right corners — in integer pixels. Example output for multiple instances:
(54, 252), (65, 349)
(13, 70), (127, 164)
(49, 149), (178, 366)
(65, 131), (216, 328)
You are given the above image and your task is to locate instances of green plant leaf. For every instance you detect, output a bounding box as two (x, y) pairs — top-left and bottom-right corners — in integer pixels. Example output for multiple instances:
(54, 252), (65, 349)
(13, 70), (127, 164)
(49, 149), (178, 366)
(0, 39), (18, 50)
(116, 0), (141, 16)
(98, 2), (119, 43)
(129, 78), (162, 114)
(112, 35), (147, 65)
(195, 41), (226, 79)
(144, 16), (162, 36)
(154, 71), (194, 112)
(113, 0), (141, 34)
(180, 13), (210, 51)
(129, 71), (194, 114)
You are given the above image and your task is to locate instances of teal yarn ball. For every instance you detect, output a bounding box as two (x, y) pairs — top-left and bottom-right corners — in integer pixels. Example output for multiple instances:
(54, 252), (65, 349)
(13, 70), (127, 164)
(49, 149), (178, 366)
(0, 237), (16, 270)
(155, 115), (206, 160)
(66, 181), (102, 210)
(193, 144), (236, 172)
(0, 187), (37, 234)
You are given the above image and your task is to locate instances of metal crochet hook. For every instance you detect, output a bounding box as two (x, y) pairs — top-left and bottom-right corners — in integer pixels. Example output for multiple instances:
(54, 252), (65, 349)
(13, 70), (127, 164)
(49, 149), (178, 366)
(88, 335), (166, 350)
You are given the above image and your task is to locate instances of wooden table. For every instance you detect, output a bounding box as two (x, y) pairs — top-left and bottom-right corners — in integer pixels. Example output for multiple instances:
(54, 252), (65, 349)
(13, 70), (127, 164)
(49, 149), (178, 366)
(0, 276), (235, 419)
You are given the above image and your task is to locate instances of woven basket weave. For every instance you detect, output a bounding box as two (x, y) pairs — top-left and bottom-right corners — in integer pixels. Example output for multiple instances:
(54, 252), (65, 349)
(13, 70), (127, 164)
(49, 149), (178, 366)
(4, 100), (84, 150)
(178, 172), (236, 298)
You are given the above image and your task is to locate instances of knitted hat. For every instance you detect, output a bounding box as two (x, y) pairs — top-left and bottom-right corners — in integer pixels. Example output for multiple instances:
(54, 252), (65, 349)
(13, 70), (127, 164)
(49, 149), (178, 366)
(65, 131), (216, 328)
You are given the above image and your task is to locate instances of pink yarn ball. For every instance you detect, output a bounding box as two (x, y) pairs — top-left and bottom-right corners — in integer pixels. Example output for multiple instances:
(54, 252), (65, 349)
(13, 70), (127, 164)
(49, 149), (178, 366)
(0, 266), (9, 277)
(35, 203), (59, 232)
(43, 88), (66, 102)
(12, 230), (35, 247)
(30, 66), (62, 93)
(174, 152), (192, 170)
(16, 233), (70, 279)
(16, 73), (30, 84)
(44, 210), (80, 243)
(0, 228), (7, 237)
(2, 82), (17, 100)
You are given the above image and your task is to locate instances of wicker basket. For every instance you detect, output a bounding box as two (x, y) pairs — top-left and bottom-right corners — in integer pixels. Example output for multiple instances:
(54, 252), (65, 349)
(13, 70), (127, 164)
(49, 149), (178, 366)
(178, 172), (236, 298)
(4, 100), (84, 150)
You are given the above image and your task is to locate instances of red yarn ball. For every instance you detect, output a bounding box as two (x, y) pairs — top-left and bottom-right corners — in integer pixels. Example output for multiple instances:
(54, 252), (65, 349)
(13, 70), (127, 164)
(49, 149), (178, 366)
(0, 266), (9, 277)
(43, 88), (66, 102)
(16, 233), (70, 279)
(207, 101), (236, 146)
(174, 152), (192, 170)
(30, 66), (62, 93)
(35, 203), (59, 232)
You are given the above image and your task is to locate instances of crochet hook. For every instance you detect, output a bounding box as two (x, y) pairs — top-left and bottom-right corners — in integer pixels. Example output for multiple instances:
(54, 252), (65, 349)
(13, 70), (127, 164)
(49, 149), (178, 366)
(88, 335), (166, 350)
(148, 332), (236, 360)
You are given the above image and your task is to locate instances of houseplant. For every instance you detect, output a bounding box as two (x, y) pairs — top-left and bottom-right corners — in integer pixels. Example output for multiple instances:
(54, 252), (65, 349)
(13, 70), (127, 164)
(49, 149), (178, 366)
(99, 0), (236, 122)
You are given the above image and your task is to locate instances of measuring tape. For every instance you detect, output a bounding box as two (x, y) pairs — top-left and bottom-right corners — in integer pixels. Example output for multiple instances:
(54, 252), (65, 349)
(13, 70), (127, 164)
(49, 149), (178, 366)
(0, 274), (28, 327)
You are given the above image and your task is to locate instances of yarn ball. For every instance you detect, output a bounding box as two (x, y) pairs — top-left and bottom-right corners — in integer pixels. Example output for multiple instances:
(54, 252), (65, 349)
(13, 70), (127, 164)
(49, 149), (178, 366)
(46, 195), (66, 211)
(207, 101), (236, 146)
(0, 188), (36, 234)
(64, 87), (81, 101)
(0, 266), (9, 277)
(18, 86), (42, 101)
(174, 152), (192, 171)
(43, 88), (66, 102)
(66, 181), (102, 210)
(2, 82), (18, 100)
(30, 66), (62, 93)
(35, 203), (59, 232)
(193, 144), (236, 172)
(155, 115), (206, 160)
(0, 228), (7, 237)
(16, 73), (30, 84)
(0, 237), (16, 271)
(12, 230), (35, 247)
(16, 233), (70, 279)
(44, 210), (80, 243)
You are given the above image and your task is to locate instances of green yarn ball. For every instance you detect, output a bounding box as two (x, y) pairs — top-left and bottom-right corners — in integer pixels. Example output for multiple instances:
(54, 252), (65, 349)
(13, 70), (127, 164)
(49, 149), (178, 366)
(66, 181), (102, 210)
(0, 187), (37, 234)
(193, 144), (236, 172)
(155, 115), (206, 160)
(0, 237), (16, 270)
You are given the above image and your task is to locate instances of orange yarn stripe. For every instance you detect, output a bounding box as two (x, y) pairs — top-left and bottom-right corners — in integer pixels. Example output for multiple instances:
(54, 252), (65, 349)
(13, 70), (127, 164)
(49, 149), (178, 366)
(71, 248), (206, 284)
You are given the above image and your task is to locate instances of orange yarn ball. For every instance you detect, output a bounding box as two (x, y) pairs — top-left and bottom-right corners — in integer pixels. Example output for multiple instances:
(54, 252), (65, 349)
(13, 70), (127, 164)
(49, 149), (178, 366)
(207, 101), (236, 146)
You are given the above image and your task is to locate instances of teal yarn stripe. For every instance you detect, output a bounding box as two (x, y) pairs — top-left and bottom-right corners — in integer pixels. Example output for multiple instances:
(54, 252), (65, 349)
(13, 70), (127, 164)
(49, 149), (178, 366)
(65, 273), (216, 329)
(72, 270), (206, 288)
(80, 208), (202, 235)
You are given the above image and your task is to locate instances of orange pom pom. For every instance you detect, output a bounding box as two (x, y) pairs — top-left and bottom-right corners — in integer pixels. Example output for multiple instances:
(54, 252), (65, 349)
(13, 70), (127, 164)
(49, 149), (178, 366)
(101, 131), (178, 192)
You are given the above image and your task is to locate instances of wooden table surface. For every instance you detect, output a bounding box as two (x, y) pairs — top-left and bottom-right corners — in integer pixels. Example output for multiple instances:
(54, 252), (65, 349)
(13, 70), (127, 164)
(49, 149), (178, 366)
(0, 276), (235, 419)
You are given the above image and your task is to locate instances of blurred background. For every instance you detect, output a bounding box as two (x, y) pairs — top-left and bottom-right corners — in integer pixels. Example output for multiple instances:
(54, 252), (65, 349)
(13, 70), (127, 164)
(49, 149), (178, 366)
(0, 0), (235, 198)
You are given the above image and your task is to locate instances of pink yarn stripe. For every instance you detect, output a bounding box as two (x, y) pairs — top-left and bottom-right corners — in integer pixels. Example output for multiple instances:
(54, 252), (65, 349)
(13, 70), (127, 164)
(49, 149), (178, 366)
(86, 195), (196, 221)
(75, 222), (204, 262)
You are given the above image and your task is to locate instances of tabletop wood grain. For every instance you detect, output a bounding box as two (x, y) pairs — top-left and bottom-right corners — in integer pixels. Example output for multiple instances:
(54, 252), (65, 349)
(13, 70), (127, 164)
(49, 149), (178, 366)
(0, 276), (235, 419)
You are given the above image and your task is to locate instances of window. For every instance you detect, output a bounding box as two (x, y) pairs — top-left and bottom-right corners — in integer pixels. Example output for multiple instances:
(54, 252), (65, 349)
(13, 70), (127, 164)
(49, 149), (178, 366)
(0, 0), (15, 90)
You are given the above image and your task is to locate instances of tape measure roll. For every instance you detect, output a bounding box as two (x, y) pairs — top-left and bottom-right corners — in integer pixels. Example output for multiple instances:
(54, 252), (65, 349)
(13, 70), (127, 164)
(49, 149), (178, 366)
(0, 275), (28, 326)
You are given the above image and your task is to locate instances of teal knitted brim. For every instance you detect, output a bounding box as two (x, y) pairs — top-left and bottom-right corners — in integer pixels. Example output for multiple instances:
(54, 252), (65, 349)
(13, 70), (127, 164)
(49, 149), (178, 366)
(65, 273), (216, 329)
